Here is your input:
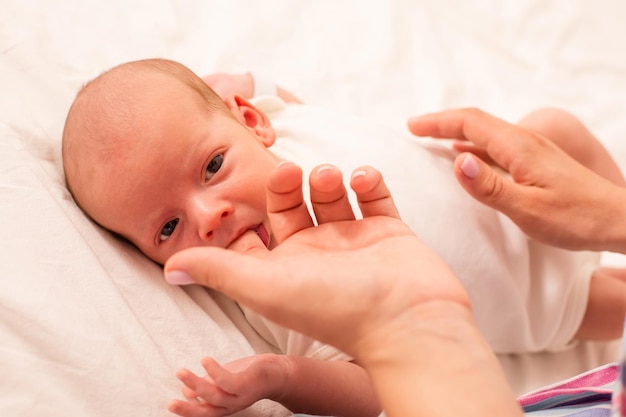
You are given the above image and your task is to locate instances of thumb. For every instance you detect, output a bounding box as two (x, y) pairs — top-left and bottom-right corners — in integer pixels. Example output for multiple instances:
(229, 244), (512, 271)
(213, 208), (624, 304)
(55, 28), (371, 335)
(453, 153), (524, 216)
(164, 246), (276, 308)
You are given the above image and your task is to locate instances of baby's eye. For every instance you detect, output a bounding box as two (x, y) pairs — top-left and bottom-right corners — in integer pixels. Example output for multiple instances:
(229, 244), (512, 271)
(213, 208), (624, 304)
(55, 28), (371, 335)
(160, 218), (179, 241)
(205, 154), (224, 180)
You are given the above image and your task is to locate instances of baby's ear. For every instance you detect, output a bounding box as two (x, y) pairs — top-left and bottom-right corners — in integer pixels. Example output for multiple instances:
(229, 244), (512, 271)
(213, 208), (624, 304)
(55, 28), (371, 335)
(223, 94), (276, 147)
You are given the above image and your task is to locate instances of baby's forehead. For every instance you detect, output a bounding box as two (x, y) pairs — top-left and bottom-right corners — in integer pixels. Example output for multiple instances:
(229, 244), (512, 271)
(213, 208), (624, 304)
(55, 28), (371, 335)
(75, 70), (168, 131)
(71, 65), (221, 164)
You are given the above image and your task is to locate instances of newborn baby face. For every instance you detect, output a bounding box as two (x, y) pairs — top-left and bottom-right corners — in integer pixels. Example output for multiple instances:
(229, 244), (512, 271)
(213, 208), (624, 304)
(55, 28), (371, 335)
(79, 76), (280, 265)
(119, 114), (278, 265)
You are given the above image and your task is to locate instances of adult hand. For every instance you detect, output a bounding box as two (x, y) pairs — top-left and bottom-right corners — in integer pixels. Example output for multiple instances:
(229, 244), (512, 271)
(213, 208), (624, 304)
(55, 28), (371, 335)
(165, 162), (468, 355)
(164, 162), (521, 417)
(408, 107), (626, 253)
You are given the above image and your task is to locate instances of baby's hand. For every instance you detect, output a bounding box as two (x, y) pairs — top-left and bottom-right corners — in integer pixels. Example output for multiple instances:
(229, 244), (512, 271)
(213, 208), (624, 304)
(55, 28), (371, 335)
(168, 354), (288, 417)
(201, 73), (254, 100)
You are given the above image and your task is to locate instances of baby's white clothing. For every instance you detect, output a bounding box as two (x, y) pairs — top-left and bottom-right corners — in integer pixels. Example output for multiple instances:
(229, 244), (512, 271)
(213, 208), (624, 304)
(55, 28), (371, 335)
(243, 306), (350, 360)
(253, 96), (599, 354)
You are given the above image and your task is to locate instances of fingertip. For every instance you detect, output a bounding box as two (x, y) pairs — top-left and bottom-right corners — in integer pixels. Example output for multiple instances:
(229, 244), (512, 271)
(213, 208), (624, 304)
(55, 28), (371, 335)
(266, 161), (306, 218)
(349, 166), (375, 193)
(276, 159), (296, 169)
(164, 247), (219, 288)
(267, 161), (313, 241)
(406, 116), (420, 135)
(350, 165), (388, 193)
(309, 164), (354, 223)
(407, 115), (422, 124)
(454, 153), (513, 212)
(175, 368), (190, 380)
(458, 153), (480, 179)
(201, 356), (218, 368)
(310, 163), (343, 192)
(167, 400), (179, 413)
(164, 270), (195, 286)
(200, 357), (222, 382)
(350, 168), (367, 180)
(407, 112), (441, 136)
(268, 160), (302, 193)
(314, 163), (336, 175)
(350, 166), (401, 219)
(167, 399), (188, 412)
(407, 113), (426, 126)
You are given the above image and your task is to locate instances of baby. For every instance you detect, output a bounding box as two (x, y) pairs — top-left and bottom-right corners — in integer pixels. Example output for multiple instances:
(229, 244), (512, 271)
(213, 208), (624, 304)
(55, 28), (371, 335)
(62, 58), (626, 416)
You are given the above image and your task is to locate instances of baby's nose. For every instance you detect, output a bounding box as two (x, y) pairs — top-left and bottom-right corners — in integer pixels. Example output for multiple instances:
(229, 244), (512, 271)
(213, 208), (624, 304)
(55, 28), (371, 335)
(189, 196), (233, 242)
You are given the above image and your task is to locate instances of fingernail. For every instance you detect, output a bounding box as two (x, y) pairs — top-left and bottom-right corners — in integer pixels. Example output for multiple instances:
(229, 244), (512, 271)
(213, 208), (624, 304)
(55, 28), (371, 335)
(316, 164), (335, 174)
(276, 160), (294, 168)
(164, 270), (195, 286)
(351, 169), (367, 179)
(460, 154), (479, 179)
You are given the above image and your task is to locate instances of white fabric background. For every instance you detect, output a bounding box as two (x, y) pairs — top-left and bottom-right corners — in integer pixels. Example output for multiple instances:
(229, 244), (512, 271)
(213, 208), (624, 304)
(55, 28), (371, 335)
(1, 1), (624, 415)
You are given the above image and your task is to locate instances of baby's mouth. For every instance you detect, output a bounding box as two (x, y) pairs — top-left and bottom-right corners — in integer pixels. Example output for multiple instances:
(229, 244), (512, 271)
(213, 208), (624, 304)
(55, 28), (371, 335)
(228, 224), (272, 251)
(254, 224), (271, 248)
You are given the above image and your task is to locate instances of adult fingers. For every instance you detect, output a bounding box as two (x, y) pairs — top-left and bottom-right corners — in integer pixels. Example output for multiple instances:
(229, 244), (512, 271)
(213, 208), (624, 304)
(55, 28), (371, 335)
(407, 108), (509, 144)
(266, 161), (314, 244)
(349, 166), (401, 219)
(407, 108), (521, 170)
(450, 141), (497, 166)
(309, 164), (356, 224)
(452, 153), (528, 221)
(164, 246), (286, 314)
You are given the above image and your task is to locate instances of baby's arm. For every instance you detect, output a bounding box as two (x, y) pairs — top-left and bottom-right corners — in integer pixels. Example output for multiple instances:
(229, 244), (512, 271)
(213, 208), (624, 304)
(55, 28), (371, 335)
(168, 354), (381, 417)
(201, 73), (302, 103)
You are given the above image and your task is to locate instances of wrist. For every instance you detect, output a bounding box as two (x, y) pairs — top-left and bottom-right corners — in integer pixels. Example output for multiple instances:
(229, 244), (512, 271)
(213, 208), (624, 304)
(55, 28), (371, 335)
(256, 353), (291, 400)
(356, 300), (477, 369)
(356, 301), (522, 417)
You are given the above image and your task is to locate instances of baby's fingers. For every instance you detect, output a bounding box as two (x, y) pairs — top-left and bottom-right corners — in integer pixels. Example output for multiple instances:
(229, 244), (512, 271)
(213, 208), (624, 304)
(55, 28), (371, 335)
(309, 164), (356, 224)
(174, 368), (232, 416)
(176, 369), (204, 393)
(200, 357), (235, 393)
(168, 399), (222, 417)
(350, 166), (401, 219)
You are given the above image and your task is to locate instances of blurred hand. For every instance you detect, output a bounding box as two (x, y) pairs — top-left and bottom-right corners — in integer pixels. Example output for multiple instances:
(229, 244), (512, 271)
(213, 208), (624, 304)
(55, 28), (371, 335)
(408, 107), (626, 253)
(201, 73), (254, 100)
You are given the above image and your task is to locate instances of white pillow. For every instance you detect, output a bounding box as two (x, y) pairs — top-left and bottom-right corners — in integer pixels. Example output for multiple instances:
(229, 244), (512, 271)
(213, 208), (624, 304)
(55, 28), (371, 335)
(0, 125), (290, 416)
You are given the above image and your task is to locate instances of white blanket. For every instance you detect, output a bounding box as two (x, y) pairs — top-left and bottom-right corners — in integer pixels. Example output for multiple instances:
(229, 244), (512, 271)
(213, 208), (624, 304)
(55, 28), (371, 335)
(1, 1), (623, 416)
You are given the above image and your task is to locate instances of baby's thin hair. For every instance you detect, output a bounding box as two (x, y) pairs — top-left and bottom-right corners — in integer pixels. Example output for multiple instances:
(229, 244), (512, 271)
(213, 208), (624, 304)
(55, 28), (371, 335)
(62, 58), (225, 210)
(124, 58), (225, 111)
(75, 58), (225, 114)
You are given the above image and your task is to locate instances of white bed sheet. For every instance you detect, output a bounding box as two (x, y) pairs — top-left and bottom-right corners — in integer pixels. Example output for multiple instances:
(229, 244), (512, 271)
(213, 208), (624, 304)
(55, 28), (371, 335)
(1, 0), (624, 415)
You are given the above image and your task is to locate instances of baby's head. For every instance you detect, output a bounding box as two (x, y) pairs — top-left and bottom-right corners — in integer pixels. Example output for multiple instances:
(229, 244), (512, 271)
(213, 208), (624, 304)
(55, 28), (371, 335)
(62, 58), (280, 265)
